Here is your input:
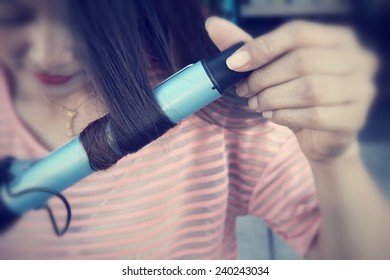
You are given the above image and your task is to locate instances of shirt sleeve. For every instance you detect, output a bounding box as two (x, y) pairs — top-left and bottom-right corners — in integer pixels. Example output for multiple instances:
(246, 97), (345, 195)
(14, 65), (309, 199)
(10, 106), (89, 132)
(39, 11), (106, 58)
(248, 133), (321, 257)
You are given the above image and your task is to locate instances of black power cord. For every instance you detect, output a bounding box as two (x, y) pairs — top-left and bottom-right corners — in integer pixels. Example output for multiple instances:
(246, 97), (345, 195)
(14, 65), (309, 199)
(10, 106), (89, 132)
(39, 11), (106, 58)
(0, 157), (72, 237)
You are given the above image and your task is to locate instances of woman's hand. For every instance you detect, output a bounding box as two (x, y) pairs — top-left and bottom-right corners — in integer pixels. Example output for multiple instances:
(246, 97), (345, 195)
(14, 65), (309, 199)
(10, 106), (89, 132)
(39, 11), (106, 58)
(206, 17), (377, 163)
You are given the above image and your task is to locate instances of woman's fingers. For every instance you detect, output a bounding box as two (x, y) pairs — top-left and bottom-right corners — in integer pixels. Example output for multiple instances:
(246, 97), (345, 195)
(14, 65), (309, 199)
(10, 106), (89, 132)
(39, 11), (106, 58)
(226, 20), (358, 72)
(236, 48), (366, 98)
(261, 104), (368, 133)
(206, 17), (378, 140)
(247, 75), (375, 112)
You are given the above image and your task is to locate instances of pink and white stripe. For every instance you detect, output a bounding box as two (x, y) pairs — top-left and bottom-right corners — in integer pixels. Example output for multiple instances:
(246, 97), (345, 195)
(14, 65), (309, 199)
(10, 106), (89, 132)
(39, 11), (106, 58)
(0, 68), (320, 259)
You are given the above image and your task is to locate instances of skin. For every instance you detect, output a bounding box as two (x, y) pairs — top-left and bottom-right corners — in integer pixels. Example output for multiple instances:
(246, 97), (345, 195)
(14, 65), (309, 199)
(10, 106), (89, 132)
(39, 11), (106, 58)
(0, 0), (102, 150)
(1, 1), (388, 258)
(207, 17), (390, 259)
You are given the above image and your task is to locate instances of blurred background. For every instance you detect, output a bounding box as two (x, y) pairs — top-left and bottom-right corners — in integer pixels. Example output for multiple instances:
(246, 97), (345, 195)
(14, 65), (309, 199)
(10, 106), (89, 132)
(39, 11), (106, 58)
(200, 0), (390, 259)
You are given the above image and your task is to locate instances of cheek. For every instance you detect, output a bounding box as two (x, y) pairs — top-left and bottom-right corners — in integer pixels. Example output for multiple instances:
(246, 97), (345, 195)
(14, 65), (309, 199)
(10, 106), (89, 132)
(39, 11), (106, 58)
(0, 28), (27, 61)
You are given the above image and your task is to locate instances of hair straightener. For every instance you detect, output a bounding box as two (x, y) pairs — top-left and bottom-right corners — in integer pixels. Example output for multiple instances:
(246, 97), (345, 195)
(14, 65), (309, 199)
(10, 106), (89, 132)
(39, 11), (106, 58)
(0, 42), (251, 236)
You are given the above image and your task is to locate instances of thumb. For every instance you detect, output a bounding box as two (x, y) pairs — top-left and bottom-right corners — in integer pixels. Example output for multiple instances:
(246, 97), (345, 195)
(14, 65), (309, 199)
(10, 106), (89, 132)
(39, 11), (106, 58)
(205, 16), (253, 51)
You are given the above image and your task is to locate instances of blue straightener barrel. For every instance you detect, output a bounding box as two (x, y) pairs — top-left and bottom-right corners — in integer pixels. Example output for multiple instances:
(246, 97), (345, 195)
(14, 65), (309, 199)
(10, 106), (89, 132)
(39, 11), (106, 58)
(0, 42), (250, 231)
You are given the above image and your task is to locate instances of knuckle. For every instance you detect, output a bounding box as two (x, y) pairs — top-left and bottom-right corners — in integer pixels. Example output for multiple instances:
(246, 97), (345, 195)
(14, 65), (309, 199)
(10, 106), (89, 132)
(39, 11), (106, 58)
(352, 113), (366, 132)
(367, 81), (377, 96)
(255, 36), (275, 61)
(249, 70), (267, 91)
(330, 133), (351, 149)
(365, 82), (377, 104)
(258, 89), (273, 109)
(302, 76), (322, 103)
(287, 20), (308, 40)
(307, 107), (324, 127)
(294, 50), (313, 75)
(274, 109), (292, 124)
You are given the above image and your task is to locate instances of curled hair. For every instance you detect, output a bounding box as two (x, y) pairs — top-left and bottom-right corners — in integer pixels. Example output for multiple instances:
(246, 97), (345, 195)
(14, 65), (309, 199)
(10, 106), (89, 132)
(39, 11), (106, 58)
(68, 0), (261, 171)
(67, 0), (218, 170)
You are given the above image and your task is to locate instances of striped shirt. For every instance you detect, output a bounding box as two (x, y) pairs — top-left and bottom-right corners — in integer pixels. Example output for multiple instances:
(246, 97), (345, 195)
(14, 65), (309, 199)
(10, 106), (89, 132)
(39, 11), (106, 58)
(0, 68), (320, 259)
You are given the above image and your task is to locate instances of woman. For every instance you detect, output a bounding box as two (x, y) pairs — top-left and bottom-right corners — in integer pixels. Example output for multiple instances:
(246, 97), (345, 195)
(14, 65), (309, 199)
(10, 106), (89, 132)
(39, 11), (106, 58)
(0, 0), (388, 259)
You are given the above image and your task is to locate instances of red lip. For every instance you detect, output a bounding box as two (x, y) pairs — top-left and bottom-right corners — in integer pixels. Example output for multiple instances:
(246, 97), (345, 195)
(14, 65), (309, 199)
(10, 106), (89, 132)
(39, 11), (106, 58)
(34, 72), (74, 85)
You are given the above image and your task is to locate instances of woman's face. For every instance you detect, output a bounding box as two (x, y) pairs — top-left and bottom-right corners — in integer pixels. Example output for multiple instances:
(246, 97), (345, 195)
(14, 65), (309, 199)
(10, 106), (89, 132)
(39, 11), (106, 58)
(0, 0), (86, 98)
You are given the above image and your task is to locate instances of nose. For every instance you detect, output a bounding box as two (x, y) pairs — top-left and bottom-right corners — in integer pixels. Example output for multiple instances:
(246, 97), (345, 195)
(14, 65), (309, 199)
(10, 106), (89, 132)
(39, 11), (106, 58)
(27, 19), (75, 72)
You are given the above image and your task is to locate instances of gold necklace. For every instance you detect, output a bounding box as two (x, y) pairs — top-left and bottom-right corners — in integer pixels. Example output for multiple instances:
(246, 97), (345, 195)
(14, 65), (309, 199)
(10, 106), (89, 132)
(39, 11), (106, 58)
(47, 96), (91, 137)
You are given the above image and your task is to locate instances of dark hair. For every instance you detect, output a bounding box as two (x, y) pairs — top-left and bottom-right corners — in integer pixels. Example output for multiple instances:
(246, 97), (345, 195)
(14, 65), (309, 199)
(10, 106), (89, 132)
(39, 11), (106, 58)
(68, 0), (261, 171)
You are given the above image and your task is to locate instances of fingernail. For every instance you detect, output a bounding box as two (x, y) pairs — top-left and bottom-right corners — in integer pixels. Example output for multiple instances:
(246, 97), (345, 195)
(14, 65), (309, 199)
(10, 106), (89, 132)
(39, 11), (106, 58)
(205, 16), (218, 31)
(236, 82), (248, 97)
(262, 111), (273, 119)
(248, 98), (258, 110)
(226, 51), (250, 70)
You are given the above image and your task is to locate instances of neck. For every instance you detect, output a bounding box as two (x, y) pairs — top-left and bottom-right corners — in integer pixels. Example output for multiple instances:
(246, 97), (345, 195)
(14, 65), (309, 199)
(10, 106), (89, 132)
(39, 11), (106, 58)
(12, 87), (106, 150)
